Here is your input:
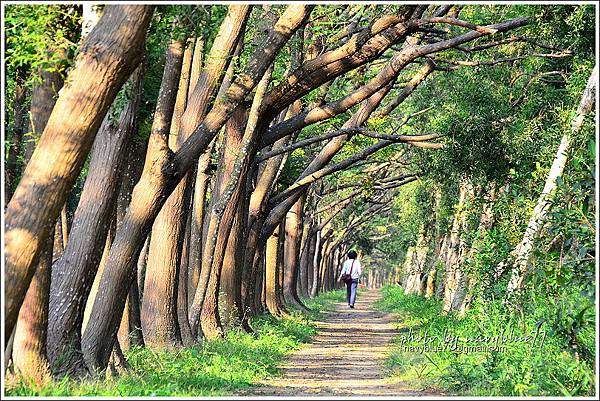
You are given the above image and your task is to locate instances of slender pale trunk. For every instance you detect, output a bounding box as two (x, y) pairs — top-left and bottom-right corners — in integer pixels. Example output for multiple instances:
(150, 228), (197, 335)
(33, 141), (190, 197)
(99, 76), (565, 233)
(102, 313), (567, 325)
(310, 230), (322, 297)
(401, 247), (415, 289)
(405, 224), (429, 295)
(297, 216), (312, 298)
(505, 66), (597, 297)
(427, 234), (448, 298)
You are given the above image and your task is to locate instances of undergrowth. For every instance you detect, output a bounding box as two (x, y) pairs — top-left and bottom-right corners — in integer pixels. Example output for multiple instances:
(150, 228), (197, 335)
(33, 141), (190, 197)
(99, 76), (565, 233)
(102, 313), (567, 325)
(6, 291), (340, 397)
(376, 286), (596, 396)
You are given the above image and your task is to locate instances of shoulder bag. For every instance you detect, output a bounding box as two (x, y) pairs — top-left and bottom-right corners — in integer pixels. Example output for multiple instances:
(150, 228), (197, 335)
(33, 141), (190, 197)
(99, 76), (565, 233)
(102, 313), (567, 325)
(341, 260), (355, 284)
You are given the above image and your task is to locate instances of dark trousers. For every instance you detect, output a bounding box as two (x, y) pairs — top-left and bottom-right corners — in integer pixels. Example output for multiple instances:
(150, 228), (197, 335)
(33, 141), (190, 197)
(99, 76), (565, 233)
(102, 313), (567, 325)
(346, 279), (358, 306)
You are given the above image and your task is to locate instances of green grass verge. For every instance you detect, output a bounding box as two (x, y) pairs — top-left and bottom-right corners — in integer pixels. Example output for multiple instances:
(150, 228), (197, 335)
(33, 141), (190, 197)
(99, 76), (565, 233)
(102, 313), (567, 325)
(6, 292), (341, 397)
(375, 286), (595, 397)
(301, 289), (346, 316)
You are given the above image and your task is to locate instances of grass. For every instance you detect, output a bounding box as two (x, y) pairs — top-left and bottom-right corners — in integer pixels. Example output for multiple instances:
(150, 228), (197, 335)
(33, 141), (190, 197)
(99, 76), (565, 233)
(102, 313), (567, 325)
(301, 289), (346, 316)
(375, 286), (596, 396)
(6, 291), (341, 397)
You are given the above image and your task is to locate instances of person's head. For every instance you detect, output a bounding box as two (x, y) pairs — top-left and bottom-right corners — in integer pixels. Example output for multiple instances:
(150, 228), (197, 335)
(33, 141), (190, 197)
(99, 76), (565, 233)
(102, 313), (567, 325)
(348, 250), (357, 260)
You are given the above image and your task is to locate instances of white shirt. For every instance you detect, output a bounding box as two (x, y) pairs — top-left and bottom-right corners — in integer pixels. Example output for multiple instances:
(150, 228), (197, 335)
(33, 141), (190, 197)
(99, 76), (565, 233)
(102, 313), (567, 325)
(340, 259), (362, 280)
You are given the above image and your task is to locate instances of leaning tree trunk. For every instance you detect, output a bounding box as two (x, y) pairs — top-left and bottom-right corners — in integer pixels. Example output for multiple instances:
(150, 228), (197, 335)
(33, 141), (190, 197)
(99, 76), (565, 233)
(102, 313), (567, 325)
(8, 44), (71, 384)
(141, 37), (188, 350)
(400, 246), (416, 289)
(11, 233), (53, 387)
(297, 214), (312, 298)
(198, 107), (248, 339)
(505, 65), (597, 298)
(116, 139), (147, 350)
(82, 6), (311, 373)
(310, 229), (323, 298)
(4, 5), (154, 341)
(47, 65), (145, 377)
(145, 6), (249, 346)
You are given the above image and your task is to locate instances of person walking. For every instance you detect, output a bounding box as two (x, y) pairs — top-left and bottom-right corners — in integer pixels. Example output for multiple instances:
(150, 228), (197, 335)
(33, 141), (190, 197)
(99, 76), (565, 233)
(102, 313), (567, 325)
(337, 250), (362, 308)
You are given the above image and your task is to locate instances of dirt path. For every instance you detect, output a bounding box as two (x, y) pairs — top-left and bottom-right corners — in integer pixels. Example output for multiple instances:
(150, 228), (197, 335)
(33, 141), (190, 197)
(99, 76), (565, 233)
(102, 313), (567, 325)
(239, 289), (435, 396)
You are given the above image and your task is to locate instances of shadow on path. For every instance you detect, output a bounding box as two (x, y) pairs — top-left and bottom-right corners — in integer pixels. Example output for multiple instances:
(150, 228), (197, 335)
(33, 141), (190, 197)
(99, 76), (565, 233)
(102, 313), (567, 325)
(238, 289), (438, 396)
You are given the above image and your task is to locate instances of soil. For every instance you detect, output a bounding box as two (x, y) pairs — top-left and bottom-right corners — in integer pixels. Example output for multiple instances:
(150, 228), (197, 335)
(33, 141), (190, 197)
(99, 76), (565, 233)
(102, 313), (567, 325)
(237, 289), (439, 397)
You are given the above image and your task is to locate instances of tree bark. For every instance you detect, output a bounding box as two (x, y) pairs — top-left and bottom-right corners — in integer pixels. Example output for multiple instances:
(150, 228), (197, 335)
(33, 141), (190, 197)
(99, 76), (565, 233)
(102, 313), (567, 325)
(297, 214), (313, 298)
(4, 5), (154, 340)
(198, 106), (247, 338)
(144, 7), (250, 347)
(442, 180), (472, 313)
(11, 233), (53, 386)
(265, 226), (285, 316)
(141, 37), (189, 350)
(405, 223), (430, 295)
(310, 229), (322, 298)
(505, 65), (597, 298)
(47, 64), (145, 377)
(116, 139), (148, 350)
(283, 196), (309, 311)
(82, 6), (311, 373)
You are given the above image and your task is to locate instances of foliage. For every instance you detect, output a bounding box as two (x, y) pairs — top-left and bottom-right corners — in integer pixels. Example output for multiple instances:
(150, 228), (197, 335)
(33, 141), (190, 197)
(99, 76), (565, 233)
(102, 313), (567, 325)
(376, 286), (595, 396)
(4, 4), (81, 81)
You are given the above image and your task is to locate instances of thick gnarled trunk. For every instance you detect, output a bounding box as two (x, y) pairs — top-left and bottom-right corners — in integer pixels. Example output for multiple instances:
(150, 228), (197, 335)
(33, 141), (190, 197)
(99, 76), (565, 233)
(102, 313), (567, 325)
(4, 5), (154, 340)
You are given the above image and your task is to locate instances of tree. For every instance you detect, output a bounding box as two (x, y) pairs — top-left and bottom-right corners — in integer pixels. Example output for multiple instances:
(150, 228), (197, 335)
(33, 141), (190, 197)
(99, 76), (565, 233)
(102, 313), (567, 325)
(4, 5), (154, 339)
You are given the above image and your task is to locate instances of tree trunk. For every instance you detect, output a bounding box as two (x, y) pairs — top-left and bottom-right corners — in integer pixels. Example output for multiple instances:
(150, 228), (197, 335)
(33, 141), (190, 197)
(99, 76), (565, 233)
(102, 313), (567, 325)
(505, 65), (597, 298)
(198, 106), (248, 339)
(144, 7), (250, 343)
(283, 196), (309, 311)
(4, 5), (154, 340)
(405, 223), (429, 295)
(276, 228), (288, 311)
(443, 180), (472, 313)
(297, 214), (312, 298)
(46, 64), (145, 377)
(23, 54), (65, 163)
(11, 233), (53, 387)
(47, 63), (144, 375)
(116, 139), (148, 350)
(141, 38), (188, 350)
(400, 247), (415, 289)
(177, 209), (195, 346)
(8, 43), (70, 385)
(265, 227), (284, 316)
(79, 6), (320, 373)
(220, 194), (248, 328)
(310, 230), (322, 298)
